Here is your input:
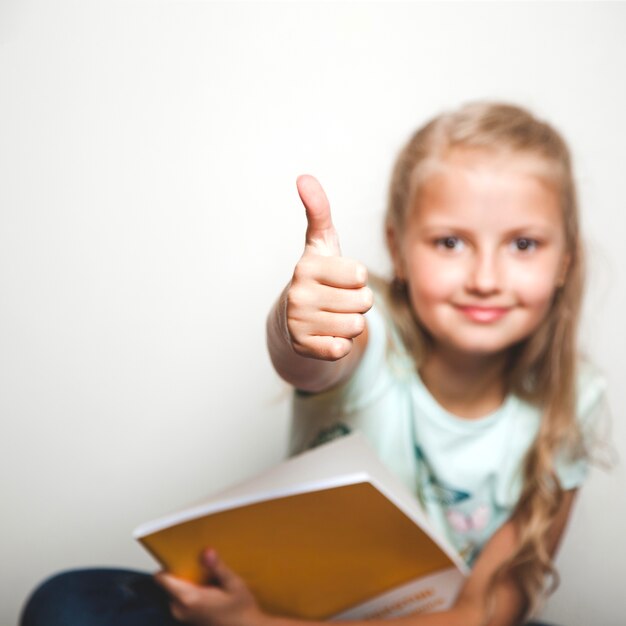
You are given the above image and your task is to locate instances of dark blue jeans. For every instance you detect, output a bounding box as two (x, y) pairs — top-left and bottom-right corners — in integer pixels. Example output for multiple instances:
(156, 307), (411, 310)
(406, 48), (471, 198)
(20, 568), (559, 625)
(20, 568), (181, 626)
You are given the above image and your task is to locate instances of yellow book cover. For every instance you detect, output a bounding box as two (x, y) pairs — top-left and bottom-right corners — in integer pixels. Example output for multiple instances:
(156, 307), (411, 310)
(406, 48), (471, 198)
(133, 434), (468, 620)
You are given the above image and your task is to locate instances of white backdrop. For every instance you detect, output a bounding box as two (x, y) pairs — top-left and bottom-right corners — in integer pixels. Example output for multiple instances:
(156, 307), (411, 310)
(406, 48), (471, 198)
(1, 2), (625, 625)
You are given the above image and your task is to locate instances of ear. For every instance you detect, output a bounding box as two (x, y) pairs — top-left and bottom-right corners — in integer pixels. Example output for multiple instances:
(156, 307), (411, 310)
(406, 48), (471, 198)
(386, 225), (405, 281)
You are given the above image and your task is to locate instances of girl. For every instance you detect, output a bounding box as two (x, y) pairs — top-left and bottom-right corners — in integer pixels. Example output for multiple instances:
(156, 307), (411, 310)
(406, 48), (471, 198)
(21, 102), (606, 626)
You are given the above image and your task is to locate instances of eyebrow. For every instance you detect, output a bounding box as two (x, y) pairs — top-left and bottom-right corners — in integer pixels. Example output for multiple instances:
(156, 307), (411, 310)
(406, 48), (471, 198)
(417, 223), (558, 238)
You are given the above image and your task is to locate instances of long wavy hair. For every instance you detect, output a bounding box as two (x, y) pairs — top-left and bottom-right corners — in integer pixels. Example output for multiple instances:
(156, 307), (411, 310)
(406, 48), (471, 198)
(382, 101), (585, 615)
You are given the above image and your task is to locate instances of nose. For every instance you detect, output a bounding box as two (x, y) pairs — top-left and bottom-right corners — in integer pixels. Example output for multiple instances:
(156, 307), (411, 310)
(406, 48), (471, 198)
(466, 249), (501, 295)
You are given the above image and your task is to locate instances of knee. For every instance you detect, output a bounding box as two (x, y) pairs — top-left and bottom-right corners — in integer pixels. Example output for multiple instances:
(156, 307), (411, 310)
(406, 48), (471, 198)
(20, 568), (151, 626)
(20, 570), (84, 626)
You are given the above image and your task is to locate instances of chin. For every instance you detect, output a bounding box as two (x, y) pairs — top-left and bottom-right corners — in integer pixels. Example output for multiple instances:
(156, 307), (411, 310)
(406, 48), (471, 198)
(438, 334), (517, 358)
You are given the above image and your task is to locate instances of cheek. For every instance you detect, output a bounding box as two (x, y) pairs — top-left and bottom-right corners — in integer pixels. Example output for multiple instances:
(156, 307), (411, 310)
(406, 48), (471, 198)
(407, 256), (465, 300)
(510, 265), (560, 307)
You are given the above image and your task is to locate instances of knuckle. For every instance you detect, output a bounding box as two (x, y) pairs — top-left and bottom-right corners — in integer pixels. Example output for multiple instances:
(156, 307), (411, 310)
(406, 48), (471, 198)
(328, 338), (351, 361)
(292, 263), (305, 283)
(354, 262), (368, 285)
(361, 287), (374, 310)
(170, 603), (187, 621)
(346, 313), (365, 337)
(177, 591), (193, 609)
(292, 257), (315, 282)
(286, 288), (303, 311)
(351, 314), (366, 335)
(185, 588), (202, 608)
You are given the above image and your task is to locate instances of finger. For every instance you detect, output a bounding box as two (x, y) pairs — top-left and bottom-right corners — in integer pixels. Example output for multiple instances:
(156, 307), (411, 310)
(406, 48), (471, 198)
(293, 335), (354, 361)
(154, 572), (197, 602)
(201, 549), (243, 592)
(168, 601), (188, 623)
(297, 175), (332, 233)
(294, 311), (366, 340)
(322, 285), (373, 314)
(295, 256), (368, 289)
(296, 174), (341, 256)
(292, 284), (373, 315)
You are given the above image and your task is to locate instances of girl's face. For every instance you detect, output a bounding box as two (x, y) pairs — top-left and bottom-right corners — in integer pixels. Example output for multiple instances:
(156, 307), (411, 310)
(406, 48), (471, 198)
(392, 150), (570, 359)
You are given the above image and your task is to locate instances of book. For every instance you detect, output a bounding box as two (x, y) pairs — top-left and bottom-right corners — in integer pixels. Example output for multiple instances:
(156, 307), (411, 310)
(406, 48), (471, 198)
(133, 433), (468, 620)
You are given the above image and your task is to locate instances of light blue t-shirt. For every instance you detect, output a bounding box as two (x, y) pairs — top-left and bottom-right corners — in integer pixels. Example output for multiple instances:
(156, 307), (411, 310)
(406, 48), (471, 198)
(290, 299), (607, 565)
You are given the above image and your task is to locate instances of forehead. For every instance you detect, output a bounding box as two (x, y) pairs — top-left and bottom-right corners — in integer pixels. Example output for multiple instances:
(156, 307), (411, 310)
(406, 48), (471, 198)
(413, 149), (563, 230)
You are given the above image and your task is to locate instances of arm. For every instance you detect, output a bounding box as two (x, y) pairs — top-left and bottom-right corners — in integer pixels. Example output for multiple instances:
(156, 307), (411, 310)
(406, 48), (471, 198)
(451, 487), (578, 626)
(155, 489), (579, 626)
(266, 175), (372, 393)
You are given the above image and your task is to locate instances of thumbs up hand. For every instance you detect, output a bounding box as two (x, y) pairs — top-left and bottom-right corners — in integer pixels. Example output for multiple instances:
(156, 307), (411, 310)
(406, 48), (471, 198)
(286, 175), (373, 361)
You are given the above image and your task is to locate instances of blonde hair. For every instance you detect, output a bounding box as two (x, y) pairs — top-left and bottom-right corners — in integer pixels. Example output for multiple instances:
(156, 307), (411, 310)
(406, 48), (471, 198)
(383, 101), (585, 615)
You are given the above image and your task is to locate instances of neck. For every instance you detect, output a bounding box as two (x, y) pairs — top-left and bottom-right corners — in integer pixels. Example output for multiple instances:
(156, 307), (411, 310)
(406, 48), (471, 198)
(419, 346), (509, 419)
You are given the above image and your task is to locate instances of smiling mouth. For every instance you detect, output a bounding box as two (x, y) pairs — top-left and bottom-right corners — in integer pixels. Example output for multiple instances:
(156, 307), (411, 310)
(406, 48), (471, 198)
(455, 305), (512, 323)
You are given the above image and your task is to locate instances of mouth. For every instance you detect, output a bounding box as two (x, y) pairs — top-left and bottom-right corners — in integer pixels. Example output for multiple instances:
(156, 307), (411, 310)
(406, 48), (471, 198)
(454, 305), (512, 323)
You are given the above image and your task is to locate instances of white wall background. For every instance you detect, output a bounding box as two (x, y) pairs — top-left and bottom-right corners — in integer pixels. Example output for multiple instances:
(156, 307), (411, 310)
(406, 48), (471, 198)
(1, 2), (625, 625)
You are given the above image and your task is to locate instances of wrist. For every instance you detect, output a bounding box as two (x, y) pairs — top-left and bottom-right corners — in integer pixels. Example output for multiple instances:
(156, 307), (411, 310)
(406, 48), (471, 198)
(451, 602), (487, 626)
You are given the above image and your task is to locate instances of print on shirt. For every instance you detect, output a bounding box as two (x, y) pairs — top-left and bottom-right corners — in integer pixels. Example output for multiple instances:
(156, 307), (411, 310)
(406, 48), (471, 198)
(446, 505), (490, 534)
(414, 443), (494, 564)
(309, 423), (352, 449)
(413, 444), (471, 505)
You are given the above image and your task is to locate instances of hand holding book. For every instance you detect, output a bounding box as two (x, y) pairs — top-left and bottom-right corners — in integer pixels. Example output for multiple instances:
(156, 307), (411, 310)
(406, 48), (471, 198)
(134, 434), (466, 621)
(154, 548), (264, 626)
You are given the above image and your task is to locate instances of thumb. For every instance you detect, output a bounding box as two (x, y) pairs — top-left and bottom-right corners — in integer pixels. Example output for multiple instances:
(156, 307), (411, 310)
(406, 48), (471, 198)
(201, 549), (242, 591)
(296, 174), (341, 257)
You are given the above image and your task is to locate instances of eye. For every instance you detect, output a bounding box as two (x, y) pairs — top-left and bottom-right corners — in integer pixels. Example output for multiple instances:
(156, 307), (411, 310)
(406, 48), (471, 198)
(511, 237), (538, 252)
(436, 236), (465, 252)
